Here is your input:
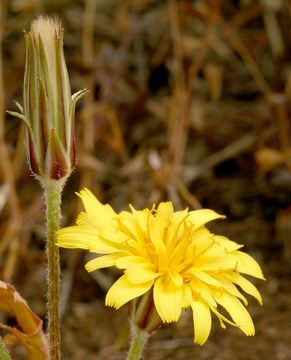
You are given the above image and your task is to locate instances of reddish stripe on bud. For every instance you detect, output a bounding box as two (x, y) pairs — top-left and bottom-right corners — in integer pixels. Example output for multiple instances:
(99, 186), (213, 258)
(26, 128), (40, 175)
(38, 78), (49, 163)
(48, 129), (69, 180)
(55, 37), (68, 150)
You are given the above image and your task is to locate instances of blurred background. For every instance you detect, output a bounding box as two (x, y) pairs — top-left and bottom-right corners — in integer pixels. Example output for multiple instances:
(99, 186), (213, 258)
(0, 0), (291, 359)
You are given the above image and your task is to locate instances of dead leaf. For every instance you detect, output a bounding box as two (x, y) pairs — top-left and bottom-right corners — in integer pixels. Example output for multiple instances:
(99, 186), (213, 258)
(0, 281), (48, 360)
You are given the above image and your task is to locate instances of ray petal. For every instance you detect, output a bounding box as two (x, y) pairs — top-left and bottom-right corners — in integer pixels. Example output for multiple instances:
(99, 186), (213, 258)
(115, 255), (149, 269)
(77, 188), (116, 226)
(126, 262), (160, 283)
(214, 275), (248, 305)
(149, 216), (167, 253)
(194, 254), (237, 271)
(157, 202), (174, 221)
(190, 269), (222, 288)
(225, 273), (263, 305)
(188, 209), (225, 230)
(170, 271), (184, 287)
(153, 277), (182, 323)
(214, 235), (243, 252)
(233, 251), (265, 280)
(118, 211), (143, 240)
(56, 226), (120, 253)
(182, 284), (192, 308)
(105, 275), (153, 309)
(85, 253), (123, 272)
(191, 300), (212, 345)
(189, 281), (217, 308)
(214, 292), (255, 336)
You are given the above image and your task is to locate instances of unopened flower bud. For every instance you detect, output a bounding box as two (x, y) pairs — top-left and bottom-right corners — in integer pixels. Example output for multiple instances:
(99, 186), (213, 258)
(8, 16), (87, 185)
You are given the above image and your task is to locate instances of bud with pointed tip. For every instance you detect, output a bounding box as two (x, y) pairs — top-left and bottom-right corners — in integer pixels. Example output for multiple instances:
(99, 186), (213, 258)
(8, 16), (87, 186)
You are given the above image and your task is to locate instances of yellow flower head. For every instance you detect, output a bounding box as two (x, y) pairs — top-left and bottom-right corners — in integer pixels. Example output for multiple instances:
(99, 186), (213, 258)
(56, 188), (264, 345)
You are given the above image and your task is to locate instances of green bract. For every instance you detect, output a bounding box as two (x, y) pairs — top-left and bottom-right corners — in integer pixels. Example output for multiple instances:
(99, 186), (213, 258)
(8, 16), (87, 185)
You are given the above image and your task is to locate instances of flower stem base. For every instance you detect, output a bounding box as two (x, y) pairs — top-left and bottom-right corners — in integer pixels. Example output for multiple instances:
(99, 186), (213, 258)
(45, 181), (63, 360)
(127, 325), (150, 360)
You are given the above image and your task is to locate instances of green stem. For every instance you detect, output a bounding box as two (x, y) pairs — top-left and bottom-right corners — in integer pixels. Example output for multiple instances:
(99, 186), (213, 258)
(0, 336), (12, 360)
(127, 325), (150, 360)
(45, 181), (63, 360)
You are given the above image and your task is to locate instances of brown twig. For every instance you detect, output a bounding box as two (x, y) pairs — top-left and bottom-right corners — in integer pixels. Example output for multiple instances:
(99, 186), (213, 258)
(167, 0), (188, 173)
(183, 127), (277, 185)
(222, 23), (271, 97)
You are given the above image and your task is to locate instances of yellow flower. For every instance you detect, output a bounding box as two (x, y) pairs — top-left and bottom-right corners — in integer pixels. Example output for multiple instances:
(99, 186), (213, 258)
(56, 188), (264, 345)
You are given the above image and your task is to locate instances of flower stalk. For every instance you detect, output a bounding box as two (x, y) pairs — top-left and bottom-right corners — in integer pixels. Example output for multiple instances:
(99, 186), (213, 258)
(127, 326), (149, 360)
(45, 181), (62, 360)
(127, 291), (162, 360)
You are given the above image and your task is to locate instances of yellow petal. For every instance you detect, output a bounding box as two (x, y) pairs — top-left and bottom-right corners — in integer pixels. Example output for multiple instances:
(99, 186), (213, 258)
(85, 253), (123, 272)
(77, 188), (116, 226)
(76, 212), (98, 227)
(76, 211), (119, 233)
(225, 273), (263, 305)
(208, 304), (238, 328)
(105, 274), (153, 309)
(126, 263), (160, 283)
(194, 254), (237, 272)
(168, 209), (189, 244)
(182, 284), (192, 308)
(189, 281), (217, 308)
(214, 292), (255, 336)
(99, 227), (129, 244)
(190, 269), (222, 288)
(173, 209), (189, 224)
(115, 255), (148, 269)
(149, 215), (167, 253)
(157, 202), (174, 221)
(118, 211), (143, 241)
(188, 209), (225, 230)
(153, 277), (182, 323)
(233, 251), (265, 280)
(191, 300), (212, 345)
(213, 275), (248, 305)
(169, 271), (184, 287)
(214, 235), (243, 252)
(129, 205), (149, 232)
(56, 226), (119, 253)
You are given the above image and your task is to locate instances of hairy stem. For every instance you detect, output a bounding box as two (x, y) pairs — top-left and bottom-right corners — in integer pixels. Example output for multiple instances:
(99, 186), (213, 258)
(127, 325), (149, 360)
(45, 181), (63, 360)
